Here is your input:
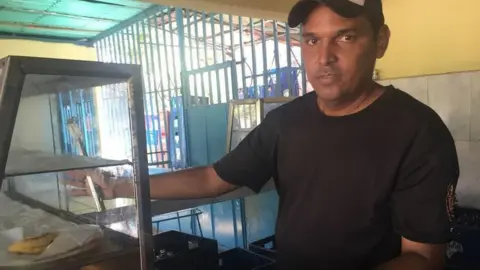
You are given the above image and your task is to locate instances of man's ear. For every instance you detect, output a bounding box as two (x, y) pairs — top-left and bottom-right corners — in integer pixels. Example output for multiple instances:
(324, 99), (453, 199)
(376, 25), (391, 59)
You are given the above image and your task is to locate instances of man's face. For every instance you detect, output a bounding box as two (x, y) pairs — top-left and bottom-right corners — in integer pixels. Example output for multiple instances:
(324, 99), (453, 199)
(301, 5), (389, 101)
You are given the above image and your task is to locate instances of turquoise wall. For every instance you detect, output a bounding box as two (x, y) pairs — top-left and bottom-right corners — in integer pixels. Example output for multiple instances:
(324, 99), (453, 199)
(185, 104), (278, 250)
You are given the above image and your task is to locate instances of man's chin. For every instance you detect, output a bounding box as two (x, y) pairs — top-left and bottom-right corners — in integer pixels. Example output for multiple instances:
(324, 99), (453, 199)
(314, 89), (342, 102)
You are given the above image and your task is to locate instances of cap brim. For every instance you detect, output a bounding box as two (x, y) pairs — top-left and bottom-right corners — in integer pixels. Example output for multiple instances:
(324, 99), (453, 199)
(287, 0), (365, 28)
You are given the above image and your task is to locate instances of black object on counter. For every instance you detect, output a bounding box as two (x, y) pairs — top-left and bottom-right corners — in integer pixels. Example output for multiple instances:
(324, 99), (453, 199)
(249, 236), (277, 261)
(154, 230), (218, 270)
(219, 248), (275, 270)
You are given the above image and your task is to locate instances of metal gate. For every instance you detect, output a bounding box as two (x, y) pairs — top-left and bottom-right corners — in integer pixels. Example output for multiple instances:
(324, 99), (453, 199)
(82, 5), (308, 250)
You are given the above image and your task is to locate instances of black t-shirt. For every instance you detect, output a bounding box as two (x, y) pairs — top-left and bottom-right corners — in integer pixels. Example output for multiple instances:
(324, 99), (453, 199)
(213, 86), (459, 269)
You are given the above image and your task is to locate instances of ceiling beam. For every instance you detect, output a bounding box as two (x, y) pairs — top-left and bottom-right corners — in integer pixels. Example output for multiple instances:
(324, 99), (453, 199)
(0, 22), (101, 34)
(0, 5), (121, 23)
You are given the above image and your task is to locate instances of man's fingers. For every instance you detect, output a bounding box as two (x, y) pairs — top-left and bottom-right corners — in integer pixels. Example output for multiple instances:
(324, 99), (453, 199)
(62, 179), (85, 189)
(68, 188), (89, 197)
(65, 170), (87, 179)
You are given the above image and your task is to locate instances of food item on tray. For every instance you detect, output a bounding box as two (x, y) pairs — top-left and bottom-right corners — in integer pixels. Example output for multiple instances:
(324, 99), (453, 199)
(8, 232), (58, 255)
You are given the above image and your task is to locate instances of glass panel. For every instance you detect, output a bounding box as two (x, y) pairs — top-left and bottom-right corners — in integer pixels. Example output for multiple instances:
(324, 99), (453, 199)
(1, 73), (140, 269)
(229, 102), (259, 151)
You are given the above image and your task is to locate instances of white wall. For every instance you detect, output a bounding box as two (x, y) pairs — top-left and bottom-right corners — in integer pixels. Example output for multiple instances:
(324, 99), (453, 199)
(379, 71), (480, 209)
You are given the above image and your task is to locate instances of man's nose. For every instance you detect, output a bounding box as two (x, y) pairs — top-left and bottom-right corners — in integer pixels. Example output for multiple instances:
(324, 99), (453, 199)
(317, 42), (337, 66)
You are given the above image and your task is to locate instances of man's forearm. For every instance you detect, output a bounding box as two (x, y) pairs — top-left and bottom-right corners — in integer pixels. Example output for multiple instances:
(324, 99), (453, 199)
(376, 252), (442, 270)
(112, 166), (237, 200)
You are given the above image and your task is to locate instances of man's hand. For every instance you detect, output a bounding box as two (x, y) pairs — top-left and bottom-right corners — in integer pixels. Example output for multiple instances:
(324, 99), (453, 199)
(63, 170), (117, 200)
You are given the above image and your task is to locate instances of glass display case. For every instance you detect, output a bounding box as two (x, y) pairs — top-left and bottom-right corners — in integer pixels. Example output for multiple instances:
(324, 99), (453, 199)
(0, 56), (153, 270)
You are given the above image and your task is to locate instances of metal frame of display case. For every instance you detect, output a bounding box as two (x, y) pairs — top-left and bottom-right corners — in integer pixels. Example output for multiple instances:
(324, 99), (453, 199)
(225, 97), (295, 152)
(0, 56), (154, 270)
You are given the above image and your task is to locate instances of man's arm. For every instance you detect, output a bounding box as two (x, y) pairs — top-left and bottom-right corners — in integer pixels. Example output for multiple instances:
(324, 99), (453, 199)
(377, 238), (446, 270)
(112, 166), (238, 200)
(67, 111), (280, 201)
(380, 113), (459, 270)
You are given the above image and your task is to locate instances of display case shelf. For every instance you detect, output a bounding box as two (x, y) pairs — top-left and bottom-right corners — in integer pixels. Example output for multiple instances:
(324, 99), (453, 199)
(6, 149), (131, 177)
(2, 191), (139, 270)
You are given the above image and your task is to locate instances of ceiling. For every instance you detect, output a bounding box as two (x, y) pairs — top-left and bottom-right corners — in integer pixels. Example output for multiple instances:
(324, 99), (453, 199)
(0, 0), (152, 43)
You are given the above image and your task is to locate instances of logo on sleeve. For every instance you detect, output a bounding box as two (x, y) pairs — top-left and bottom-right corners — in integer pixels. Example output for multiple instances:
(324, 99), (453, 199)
(446, 184), (457, 222)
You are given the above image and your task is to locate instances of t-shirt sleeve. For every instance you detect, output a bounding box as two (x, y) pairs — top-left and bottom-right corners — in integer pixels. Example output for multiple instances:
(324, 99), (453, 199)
(392, 117), (459, 244)
(213, 112), (279, 193)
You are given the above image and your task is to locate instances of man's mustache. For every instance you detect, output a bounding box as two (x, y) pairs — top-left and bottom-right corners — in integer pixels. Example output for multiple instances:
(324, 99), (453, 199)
(315, 68), (340, 77)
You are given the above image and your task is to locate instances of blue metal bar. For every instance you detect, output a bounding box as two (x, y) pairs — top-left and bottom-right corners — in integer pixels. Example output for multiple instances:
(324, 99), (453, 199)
(273, 21), (281, 95)
(202, 12), (213, 104)
(85, 100), (96, 156)
(119, 29), (132, 154)
(176, 7), (190, 168)
(229, 15), (235, 100)
(68, 91), (77, 153)
(239, 198), (248, 248)
(131, 25), (138, 65)
(57, 92), (71, 212)
(177, 212), (182, 231)
(261, 20), (268, 98)
(249, 18), (258, 97)
(210, 204), (216, 240)
(168, 11), (180, 98)
(159, 11), (175, 167)
(231, 200), (238, 247)
(99, 37), (112, 156)
(300, 25), (307, 94)
(286, 23), (293, 96)
(119, 30), (127, 64)
(79, 90), (90, 156)
(113, 31), (129, 160)
(153, 11), (171, 168)
(210, 14), (221, 104)
(160, 12), (173, 102)
(218, 15), (229, 102)
(58, 93), (69, 154)
(120, 29), (129, 64)
(186, 10), (198, 103)
(147, 13), (165, 166)
(230, 58), (239, 100)
(114, 32), (123, 64)
(143, 17), (159, 165)
(186, 10), (193, 71)
(193, 11), (205, 100)
(239, 17), (246, 95)
(137, 20), (156, 163)
(110, 35), (118, 63)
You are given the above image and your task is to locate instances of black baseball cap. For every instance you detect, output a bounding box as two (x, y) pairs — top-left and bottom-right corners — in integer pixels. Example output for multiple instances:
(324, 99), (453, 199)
(288, 0), (384, 30)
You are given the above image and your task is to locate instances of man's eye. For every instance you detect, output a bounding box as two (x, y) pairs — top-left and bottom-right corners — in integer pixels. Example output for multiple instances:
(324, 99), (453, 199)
(339, 35), (355, 42)
(306, 39), (318, 45)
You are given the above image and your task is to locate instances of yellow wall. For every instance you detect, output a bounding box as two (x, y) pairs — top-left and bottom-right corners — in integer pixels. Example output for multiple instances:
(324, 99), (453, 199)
(376, 0), (479, 79)
(0, 39), (96, 60)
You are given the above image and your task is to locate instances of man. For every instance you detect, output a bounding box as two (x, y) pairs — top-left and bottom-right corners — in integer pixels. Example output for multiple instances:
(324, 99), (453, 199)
(68, 0), (459, 269)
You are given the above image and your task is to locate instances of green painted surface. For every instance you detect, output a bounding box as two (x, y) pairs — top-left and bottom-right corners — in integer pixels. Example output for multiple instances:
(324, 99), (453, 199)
(0, 0), (152, 41)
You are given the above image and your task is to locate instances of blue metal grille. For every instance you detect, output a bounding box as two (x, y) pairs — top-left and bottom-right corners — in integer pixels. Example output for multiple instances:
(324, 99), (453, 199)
(58, 89), (99, 156)
(81, 5), (308, 251)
